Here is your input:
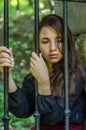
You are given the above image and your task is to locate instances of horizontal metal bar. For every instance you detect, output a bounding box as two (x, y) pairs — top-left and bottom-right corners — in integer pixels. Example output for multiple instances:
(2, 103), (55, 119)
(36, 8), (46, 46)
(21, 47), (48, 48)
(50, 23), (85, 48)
(56, 0), (86, 3)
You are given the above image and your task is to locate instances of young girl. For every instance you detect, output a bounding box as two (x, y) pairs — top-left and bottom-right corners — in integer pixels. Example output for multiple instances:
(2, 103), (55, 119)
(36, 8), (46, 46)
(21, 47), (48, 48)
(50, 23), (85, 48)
(0, 14), (86, 130)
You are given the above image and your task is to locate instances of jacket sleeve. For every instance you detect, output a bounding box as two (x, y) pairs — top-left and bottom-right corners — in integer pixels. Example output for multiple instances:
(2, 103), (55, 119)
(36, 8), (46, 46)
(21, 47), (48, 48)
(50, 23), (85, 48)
(8, 75), (35, 118)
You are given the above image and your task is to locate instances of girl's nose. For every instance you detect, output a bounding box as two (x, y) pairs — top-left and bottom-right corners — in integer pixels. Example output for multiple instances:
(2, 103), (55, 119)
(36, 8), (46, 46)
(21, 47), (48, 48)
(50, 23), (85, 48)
(50, 42), (57, 51)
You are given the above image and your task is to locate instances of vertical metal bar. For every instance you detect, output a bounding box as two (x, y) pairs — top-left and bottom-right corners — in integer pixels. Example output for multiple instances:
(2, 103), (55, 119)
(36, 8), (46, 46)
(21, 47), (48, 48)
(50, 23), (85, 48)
(63, 1), (70, 130)
(2, 0), (10, 130)
(34, 0), (39, 55)
(34, 0), (40, 130)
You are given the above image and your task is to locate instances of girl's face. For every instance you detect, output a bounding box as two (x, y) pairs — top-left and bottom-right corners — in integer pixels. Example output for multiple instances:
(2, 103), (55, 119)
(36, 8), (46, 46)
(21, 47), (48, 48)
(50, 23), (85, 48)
(40, 26), (63, 67)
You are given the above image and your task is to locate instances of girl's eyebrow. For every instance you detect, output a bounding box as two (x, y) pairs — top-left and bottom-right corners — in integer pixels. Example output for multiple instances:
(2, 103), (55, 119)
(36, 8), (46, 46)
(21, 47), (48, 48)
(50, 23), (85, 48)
(41, 37), (48, 40)
(56, 36), (62, 39)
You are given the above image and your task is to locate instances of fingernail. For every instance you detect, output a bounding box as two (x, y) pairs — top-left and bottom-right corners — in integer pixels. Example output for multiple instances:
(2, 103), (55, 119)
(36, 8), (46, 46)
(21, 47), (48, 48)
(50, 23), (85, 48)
(11, 58), (14, 62)
(10, 48), (12, 51)
(40, 53), (41, 56)
(7, 49), (10, 53)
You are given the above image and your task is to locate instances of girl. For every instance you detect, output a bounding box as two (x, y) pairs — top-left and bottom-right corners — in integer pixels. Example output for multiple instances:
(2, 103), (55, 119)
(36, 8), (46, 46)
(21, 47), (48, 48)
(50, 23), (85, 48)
(0, 14), (86, 130)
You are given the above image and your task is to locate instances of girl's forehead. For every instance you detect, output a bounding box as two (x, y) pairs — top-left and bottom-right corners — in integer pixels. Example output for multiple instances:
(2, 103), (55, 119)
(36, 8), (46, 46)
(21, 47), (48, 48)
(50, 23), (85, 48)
(40, 26), (56, 32)
(40, 26), (62, 38)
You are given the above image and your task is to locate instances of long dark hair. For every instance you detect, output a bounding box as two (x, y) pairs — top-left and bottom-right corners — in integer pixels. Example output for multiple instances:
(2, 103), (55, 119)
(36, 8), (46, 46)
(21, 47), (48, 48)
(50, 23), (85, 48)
(39, 14), (86, 97)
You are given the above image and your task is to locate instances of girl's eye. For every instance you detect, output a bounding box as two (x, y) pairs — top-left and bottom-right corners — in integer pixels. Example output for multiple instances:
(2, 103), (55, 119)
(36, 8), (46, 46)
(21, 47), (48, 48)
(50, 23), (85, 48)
(41, 41), (49, 44)
(58, 40), (63, 43)
(56, 37), (63, 43)
(56, 39), (63, 43)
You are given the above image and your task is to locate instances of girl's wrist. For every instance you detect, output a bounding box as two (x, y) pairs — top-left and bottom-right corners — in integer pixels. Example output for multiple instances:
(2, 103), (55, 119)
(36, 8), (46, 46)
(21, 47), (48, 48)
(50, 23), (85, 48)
(38, 88), (51, 95)
(38, 83), (51, 95)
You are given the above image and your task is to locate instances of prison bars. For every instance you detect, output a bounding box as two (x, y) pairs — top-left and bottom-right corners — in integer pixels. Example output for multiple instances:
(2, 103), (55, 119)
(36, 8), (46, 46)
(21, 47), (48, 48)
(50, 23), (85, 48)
(2, 0), (11, 130)
(3, 0), (86, 130)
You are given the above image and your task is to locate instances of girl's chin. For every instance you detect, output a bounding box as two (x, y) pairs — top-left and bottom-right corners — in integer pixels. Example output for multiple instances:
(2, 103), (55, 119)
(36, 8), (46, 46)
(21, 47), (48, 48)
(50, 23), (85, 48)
(50, 59), (61, 63)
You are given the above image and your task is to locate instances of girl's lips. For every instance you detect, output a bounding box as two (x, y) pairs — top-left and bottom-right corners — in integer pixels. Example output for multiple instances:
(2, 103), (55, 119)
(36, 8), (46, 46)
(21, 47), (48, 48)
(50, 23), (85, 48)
(49, 54), (58, 58)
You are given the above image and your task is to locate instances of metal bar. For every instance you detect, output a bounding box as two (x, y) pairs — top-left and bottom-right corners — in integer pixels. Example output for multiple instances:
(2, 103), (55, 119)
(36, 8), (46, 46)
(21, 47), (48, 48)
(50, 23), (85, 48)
(34, 0), (39, 55)
(2, 0), (10, 130)
(34, 0), (40, 130)
(57, 0), (86, 3)
(63, 1), (70, 130)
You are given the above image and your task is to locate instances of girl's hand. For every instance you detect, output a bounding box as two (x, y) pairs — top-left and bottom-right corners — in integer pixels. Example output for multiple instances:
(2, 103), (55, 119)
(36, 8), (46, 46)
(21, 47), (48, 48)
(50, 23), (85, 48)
(30, 52), (49, 83)
(30, 52), (51, 95)
(0, 46), (14, 78)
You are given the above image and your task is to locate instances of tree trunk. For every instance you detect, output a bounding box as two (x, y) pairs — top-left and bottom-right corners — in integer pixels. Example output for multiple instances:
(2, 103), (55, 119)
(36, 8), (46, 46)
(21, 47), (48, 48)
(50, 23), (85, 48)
(28, 0), (33, 6)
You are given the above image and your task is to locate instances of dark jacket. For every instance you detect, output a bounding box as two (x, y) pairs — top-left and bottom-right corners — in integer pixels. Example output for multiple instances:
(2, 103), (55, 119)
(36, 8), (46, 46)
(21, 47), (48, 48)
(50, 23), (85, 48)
(8, 71), (86, 126)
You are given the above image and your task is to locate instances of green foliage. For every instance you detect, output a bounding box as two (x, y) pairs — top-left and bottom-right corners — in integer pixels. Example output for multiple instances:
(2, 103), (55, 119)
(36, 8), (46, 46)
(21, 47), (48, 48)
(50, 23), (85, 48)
(9, 38), (32, 83)
(9, 114), (34, 130)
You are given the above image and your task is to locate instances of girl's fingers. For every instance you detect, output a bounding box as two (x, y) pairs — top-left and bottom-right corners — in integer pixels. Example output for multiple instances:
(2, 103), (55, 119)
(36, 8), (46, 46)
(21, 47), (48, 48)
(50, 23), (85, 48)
(0, 47), (14, 76)
(31, 52), (39, 61)
(0, 47), (12, 62)
(0, 48), (14, 67)
(0, 52), (11, 59)
(30, 52), (40, 66)
(0, 62), (14, 67)
(9, 48), (14, 65)
(30, 57), (37, 65)
(30, 52), (46, 67)
(0, 46), (10, 53)
(0, 60), (14, 67)
(39, 53), (46, 65)
(9, 48), (13, 57)
(30, 62), (34, 68)
(40, 53), (44, 61)
(0, 58), (14, 65)
(0, 46), (12, 59)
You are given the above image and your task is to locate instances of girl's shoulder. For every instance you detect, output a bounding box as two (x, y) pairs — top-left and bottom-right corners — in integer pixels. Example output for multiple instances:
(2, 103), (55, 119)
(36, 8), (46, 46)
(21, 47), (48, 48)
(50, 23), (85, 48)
(74, 69), (84, 83)
(74, 69), (85, 94)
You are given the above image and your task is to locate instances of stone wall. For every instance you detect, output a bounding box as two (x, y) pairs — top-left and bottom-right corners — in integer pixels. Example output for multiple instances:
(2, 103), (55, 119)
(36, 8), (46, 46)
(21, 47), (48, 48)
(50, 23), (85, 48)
(54, 1), (86, 69)
(54, 1), (86, 35)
